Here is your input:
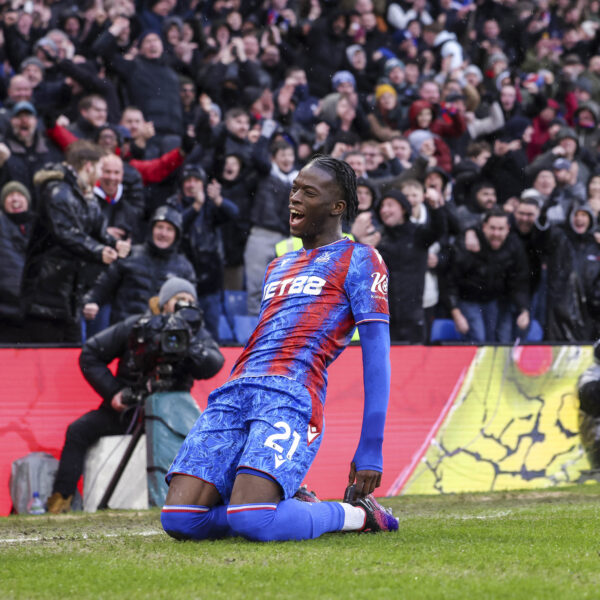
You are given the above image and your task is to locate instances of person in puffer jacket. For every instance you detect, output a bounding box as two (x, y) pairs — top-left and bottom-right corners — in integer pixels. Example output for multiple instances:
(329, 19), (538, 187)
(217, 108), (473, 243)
(82, 205), (196, 328)
(0, 181), (33, 342)
(21, 140), (129, 343)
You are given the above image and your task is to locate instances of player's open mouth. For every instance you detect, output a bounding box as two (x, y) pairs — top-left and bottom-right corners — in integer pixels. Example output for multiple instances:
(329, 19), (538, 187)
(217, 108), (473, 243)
(289, 208), (305, 226)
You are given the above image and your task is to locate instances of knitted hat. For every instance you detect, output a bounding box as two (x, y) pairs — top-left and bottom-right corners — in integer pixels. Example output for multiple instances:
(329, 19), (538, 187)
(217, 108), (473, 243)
(408, 129), (434, 153)
(384, 57), (405, 75)
(331, 70), (356, 90)
(375, 83), (397, 101)
(158, 277), (197, 309)
(137, 29), (161, 48)
(345, 44), (364, 64)
(553, 158), (571, 171)
(20, 57), (45, 74)
(1, 181), (31, 208)
(464, 64), (483, 83)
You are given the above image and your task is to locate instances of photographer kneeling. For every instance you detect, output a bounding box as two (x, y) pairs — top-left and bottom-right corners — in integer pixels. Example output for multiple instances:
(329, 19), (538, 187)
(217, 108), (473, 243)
(47, 277), (224, 514)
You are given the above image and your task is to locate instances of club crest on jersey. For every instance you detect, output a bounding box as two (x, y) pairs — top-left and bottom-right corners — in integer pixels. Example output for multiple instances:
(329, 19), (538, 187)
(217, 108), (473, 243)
(263, 275), (326, 300)
(315, 252), (331, 264)
(371, 272), (388, 295)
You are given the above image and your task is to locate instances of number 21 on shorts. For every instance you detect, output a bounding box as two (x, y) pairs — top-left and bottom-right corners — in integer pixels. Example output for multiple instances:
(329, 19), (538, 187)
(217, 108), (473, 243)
(264, 421), (301, 468)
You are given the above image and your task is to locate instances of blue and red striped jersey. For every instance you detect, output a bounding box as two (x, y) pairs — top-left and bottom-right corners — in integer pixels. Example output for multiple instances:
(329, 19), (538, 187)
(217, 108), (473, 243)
(229, 238), (389, 432)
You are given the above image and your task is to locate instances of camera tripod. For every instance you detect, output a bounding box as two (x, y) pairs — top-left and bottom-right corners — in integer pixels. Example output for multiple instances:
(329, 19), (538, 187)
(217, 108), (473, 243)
(96, 405), (145, 510)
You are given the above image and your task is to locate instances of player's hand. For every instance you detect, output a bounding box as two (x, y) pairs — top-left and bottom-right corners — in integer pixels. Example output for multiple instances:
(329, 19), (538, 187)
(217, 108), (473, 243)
(347, 461), (381, 499)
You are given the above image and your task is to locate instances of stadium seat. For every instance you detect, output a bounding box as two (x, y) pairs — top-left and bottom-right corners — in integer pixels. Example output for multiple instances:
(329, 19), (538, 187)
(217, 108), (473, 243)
(430, 318), (464, 343)
(218, 314), (235, 342)
(525, 319), (544, 342)
(233, 315), (259, 345)
(223, 290), (248, 329)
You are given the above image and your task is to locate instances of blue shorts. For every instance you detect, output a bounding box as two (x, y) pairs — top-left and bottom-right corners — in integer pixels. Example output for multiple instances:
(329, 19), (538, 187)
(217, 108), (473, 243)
(166, 376), (323, 502)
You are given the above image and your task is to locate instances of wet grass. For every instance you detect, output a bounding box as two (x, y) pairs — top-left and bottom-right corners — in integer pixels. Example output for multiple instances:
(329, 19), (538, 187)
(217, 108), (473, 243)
(2, 485), (599, 599)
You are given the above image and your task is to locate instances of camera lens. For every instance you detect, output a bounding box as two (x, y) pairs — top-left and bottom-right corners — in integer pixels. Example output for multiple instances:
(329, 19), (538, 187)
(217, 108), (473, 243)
(163, 331), (185, 352)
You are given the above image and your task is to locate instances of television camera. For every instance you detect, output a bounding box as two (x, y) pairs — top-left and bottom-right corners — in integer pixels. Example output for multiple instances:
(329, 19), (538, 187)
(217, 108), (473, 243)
(121, 302), (204, 405)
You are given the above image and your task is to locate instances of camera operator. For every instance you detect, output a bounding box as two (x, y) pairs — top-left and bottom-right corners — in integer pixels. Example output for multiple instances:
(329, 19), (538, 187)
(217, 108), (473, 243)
(46, 277), (224, 514)
(578, 340), (600, 471)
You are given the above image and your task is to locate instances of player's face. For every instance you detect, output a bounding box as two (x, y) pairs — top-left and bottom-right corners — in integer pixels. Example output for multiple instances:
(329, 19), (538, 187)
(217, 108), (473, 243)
(289, 163), (345, 249)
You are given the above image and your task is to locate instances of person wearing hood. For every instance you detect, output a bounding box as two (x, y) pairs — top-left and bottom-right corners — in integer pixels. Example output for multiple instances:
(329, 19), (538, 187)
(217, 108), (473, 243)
(526, 126), (592, 188)
(562, 203), (600, 338)
(349, 177), (381, 247)
(345, 44), (377, 95)
(244, 140), (299, 315)
(404, 97), (466, 141)
(0, 181), (34, 342)
(165, 164), (239, 341)
(573, 100), (600, 152)
(372, 187), (446, 343)
(214, 153), (255, 291)
(537, 157), (587, 226)
(21, 140), (128, 343)
(82, 205), (196, 327)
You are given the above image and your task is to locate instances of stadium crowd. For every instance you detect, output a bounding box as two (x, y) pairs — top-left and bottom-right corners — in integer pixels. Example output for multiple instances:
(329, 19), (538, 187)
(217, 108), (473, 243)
(1, 0), (600, 345)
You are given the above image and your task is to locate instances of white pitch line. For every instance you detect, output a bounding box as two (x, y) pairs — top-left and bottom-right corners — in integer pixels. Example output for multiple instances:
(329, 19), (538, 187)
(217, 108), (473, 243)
(0, 528), (164, 545)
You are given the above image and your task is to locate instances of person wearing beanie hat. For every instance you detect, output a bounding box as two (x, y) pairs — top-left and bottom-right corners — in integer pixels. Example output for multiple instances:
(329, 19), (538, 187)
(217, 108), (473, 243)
(464, 65), (483, 87)
(368, 84), (404, 140)
(346, 44), (364, 66)
(1, 181), (31, 209)
(331, 70), (356, 93)
(0, 180), (34, 342)
(385, 58), (405, 77)
(408, 129), (435, 154)
(158, 276), (197, 310)
(375, 83), (397, 102)
(48, 269), (224, 514)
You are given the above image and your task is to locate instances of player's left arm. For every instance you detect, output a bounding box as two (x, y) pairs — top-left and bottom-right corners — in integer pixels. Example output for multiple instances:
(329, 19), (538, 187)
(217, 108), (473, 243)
(349, 319), (391, 497)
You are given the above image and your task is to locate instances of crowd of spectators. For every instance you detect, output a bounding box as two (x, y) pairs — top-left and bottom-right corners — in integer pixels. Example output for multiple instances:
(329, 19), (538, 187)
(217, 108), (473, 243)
(1, 0), (600, 345)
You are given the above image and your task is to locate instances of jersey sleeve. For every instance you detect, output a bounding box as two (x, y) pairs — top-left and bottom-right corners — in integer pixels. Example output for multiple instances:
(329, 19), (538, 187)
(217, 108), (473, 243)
(344, 244), (389, 325)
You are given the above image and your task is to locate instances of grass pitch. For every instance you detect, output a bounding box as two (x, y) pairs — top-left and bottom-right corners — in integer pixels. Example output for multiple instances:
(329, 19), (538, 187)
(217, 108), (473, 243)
(2, 485), (599, 600)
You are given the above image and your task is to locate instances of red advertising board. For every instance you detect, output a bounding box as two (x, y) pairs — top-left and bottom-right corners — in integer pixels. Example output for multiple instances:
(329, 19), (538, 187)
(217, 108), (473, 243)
(1, 344), (589, 516)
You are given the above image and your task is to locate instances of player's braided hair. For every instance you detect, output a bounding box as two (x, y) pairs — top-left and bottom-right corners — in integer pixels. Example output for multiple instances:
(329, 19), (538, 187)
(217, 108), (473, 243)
(309, 155), (358, 222)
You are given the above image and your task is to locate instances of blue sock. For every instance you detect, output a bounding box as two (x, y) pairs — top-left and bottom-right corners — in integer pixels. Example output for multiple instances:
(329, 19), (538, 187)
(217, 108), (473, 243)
(161, 505), (232, 540)
(227, 499), (345, 542)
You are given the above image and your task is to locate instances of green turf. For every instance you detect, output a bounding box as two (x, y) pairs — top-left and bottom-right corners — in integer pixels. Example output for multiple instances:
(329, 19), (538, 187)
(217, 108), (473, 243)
(2, 485), (599, 600)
